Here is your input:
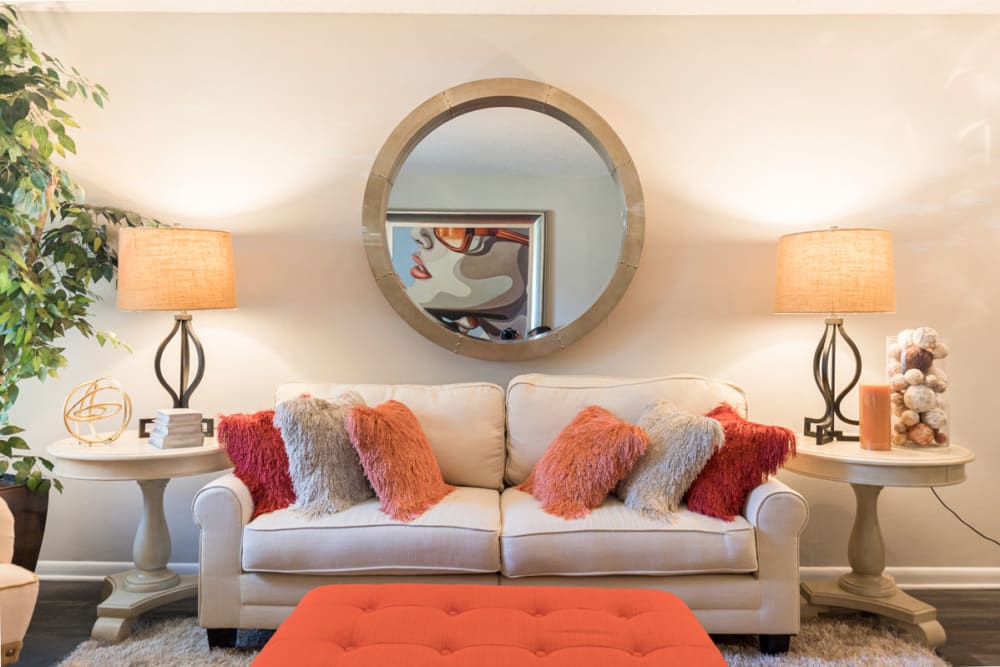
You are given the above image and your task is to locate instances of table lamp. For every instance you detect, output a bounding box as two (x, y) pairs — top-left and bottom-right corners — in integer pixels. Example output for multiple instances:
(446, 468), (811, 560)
(775, 227), (895, 444)
(117, 228), (236, 424)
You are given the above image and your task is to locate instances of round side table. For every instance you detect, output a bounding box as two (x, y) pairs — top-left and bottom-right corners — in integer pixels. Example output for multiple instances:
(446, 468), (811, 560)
(785, 436), (974, 648)
(48, 434), (231, 641)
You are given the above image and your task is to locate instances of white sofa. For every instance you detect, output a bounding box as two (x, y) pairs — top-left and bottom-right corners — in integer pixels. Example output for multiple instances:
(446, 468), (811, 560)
(194, 374), (808, 653)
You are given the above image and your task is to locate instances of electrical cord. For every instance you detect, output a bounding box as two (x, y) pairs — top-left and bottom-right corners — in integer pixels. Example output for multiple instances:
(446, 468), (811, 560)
(931, 487), (1000, 547)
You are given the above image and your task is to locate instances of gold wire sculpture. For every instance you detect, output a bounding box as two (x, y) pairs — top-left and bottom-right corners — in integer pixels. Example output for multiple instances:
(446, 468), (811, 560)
(63, 377), (133, 445)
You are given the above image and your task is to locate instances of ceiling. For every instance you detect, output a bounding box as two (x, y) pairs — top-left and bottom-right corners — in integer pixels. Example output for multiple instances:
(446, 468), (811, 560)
(14, 0), (1000, 13)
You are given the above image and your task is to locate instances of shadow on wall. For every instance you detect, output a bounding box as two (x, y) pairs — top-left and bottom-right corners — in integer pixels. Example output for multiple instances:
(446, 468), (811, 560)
(875, 163), (1000, 336)
(781, 474), (858, 565)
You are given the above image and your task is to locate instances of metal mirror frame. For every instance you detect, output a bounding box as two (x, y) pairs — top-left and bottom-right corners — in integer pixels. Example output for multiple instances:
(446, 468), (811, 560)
(361, 78), (644, 361)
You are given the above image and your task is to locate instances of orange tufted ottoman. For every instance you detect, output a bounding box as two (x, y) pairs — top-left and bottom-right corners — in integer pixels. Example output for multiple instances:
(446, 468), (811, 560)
(252, 583), (726, 666)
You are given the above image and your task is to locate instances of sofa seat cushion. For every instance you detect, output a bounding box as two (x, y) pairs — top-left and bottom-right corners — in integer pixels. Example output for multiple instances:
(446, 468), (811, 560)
(243, 486), (500, 575)
(500, 489), (757, 578)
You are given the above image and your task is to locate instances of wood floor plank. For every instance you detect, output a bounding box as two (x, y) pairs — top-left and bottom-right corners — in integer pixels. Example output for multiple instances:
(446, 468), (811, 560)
(910, 589), (1000, 667)
(16, 582), (1000, 666)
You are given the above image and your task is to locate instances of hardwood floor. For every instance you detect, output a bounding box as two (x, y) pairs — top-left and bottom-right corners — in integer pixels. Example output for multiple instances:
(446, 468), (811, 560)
(918, 590), (1000, 667)
(16, 582), (1000, 666)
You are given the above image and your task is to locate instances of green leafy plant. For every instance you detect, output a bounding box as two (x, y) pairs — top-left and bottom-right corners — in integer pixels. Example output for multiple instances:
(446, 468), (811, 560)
(1, 4), (157, 493)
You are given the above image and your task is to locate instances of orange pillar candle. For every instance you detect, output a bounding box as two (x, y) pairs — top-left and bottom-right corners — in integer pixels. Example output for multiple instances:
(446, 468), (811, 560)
(859, 384), (892, 450)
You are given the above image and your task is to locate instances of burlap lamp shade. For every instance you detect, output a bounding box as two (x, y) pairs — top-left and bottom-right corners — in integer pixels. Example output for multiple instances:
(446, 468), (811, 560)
(775, 228), (895, 315)
(117, 228), (236, 311)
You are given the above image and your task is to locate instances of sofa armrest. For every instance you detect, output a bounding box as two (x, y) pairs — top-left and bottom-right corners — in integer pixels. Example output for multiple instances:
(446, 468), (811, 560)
(744, 477), (808, 532)
(743, 476), (809, 634)
(194, 473), (254, 527)
(0, 496), (14, 564)
(193, 473), (253, 628)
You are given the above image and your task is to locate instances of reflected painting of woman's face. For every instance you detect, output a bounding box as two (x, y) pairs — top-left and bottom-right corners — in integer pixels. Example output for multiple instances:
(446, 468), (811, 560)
(405, 226), (530, 339)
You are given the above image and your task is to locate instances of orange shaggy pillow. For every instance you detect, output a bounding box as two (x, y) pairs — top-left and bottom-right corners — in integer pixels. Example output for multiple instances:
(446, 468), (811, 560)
(518, 406), (648, 519)
(345, 400), (455, 522)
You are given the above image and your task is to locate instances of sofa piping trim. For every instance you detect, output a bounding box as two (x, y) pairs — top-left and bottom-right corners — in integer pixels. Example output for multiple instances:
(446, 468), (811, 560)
(241, 565), (501, 575)
(245, 522), (500, 534)
(274, 381), (506, 405)
(0, 576), (39, 591)
(499, 526), (753, 538)
(499, 566), (758, 577)
(507, 374), (747, 405)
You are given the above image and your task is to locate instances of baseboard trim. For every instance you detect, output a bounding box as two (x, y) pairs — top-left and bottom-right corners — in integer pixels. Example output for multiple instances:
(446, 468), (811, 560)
(36, 561), (1000, 588)
(37, 560), (198, 581)
(801, 566), (1000, 589)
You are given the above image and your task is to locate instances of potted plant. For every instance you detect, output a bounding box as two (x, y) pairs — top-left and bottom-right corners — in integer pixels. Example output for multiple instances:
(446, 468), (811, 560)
(0, 4), (155, 570)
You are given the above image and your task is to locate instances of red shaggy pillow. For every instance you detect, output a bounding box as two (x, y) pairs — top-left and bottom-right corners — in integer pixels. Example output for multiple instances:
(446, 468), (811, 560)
(518, 406), (648, 519)
(217, 410), (296, 519)
(345, 400), (455, 522)
(686, 403), (796, 521)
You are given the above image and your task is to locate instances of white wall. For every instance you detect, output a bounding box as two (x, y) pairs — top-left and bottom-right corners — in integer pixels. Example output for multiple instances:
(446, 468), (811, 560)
(13, 12), (1000, 571)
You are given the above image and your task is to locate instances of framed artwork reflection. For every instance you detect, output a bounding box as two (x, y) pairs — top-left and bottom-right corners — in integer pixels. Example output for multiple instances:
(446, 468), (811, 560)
(386, 210), (546, 341)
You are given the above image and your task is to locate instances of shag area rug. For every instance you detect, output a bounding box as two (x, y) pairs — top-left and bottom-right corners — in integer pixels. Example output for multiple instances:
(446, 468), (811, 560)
(57, 615), (948, 667)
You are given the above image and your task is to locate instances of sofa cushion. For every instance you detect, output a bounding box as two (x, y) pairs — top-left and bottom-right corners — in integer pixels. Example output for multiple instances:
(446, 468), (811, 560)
(217, 410), (295, 519)
(500, 488), (757, 578)
(276, 382), (504, 490)
(687, 403), (796, 521)
(274, 394), (373, 517)
(346, 400), (455, 522)
(518, 406), (648, 519)
(505, 374), (749, 485)
(616, 400), (724, 521)
(243, 486), (500, 575)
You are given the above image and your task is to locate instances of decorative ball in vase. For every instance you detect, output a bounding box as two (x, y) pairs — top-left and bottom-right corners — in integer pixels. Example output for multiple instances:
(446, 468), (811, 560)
(63, 377), (133, 445)
(886, 327), (949, 448)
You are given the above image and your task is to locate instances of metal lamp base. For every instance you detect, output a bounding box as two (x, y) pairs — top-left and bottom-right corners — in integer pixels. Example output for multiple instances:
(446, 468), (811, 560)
(805, 317), (862, 444)
(155, 312), (205, 410)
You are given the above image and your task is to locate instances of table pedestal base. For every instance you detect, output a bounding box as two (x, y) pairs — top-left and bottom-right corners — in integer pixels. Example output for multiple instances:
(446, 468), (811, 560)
(801, 579), (946, 648)
(91, 571), (198, 641)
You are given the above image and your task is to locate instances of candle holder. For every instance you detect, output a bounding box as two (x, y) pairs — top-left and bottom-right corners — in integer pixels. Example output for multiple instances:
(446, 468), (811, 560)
(859, 384), (891, 451)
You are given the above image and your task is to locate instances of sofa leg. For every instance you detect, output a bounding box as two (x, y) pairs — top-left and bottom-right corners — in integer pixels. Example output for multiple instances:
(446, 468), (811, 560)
(206, 628), (238, 649)
(759, 634), (791, 654)
(2, 640), (23, 665)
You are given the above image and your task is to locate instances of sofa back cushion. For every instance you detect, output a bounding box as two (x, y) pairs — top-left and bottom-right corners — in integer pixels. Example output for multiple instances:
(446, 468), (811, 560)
(276, 382), (505, 490)
(505, 374), (749, 485)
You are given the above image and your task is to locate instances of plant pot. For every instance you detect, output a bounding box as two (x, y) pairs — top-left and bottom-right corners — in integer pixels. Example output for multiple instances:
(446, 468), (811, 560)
(0, 474), (49, 572)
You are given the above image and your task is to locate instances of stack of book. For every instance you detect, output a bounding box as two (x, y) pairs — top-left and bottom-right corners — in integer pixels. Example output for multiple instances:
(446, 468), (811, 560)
(149, 409), (205, 449)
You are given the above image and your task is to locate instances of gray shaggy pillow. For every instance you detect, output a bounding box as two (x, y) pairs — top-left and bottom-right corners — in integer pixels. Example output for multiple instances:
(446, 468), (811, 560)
(274, 392), (373, 517)
(616, 400), (724, 521)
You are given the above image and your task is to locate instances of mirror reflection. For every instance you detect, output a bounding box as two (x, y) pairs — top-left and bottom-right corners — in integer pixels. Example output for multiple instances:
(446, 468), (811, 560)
(387, 108), (625, 342)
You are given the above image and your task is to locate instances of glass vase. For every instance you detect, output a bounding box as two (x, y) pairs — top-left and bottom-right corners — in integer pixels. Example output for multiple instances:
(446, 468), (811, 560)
(886, 329), (949, 448)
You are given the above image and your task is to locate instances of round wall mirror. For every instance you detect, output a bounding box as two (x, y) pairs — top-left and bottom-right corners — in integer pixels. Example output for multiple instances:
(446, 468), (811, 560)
(362, 78), (643, 361)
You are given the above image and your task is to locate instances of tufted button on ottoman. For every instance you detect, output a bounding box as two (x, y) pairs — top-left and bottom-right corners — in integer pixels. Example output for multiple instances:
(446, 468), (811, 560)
(252, 583), (726, 666)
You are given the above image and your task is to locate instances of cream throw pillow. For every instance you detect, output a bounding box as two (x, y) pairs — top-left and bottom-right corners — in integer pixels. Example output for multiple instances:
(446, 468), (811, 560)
(616, 400), (724, 521)
(274, 392), (373, 517)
